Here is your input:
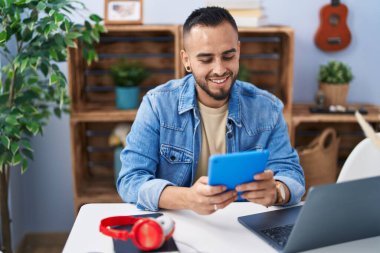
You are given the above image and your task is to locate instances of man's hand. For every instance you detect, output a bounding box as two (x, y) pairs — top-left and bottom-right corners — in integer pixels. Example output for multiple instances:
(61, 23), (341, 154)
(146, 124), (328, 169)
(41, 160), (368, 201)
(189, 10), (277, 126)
(236, 170), (277, 207)
(185, 176), (237, 215)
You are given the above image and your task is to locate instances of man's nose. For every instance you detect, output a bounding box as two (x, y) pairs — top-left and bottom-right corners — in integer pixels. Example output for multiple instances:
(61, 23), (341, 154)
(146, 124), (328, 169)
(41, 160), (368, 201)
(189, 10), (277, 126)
(213, 59), (227, 76)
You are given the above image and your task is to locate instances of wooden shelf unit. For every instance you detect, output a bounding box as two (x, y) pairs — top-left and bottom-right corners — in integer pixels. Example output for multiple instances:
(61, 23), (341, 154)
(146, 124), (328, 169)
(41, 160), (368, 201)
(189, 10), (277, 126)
(291, 103), (380, 166)
(68, 25), (296, 212)
(68, 25), (181, 212)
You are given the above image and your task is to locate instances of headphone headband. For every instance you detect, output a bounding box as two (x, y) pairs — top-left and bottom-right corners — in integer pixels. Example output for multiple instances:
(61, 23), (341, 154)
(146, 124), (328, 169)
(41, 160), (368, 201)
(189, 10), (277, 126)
(99, 216), (140, 240)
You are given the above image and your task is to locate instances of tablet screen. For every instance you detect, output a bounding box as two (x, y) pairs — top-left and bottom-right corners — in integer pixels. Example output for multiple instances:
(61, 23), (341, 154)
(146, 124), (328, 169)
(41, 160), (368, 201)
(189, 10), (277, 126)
(208, 150), (269, 200)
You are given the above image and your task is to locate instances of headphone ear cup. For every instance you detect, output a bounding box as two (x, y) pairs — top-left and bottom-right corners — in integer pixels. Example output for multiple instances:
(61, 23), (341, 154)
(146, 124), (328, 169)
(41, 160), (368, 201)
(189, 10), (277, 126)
(155, 216), (175, 240)
(132, 218), (165, 251)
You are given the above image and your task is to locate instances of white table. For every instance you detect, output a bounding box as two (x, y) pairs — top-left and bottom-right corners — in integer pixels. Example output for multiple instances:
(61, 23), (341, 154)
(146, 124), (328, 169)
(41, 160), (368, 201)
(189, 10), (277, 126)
(63, 203), (380, 253)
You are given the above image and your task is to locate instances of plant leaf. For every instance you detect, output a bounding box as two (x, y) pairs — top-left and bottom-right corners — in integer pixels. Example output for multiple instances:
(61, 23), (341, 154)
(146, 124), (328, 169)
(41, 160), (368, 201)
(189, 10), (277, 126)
(66, 32), (82, 40)
(26, 121), (39, 135)
(5, 115), (19, 126)
(50, 73), (59, 85)
(54, 13), (64, 24)
(21, 139), (33, 151)
(22, 148), (34, 160)
(10, 142), (19, 155)
(36, 1), (46, 11)
(0, 136), (11, 149)
(21, 159), (28, 174)
(89, 14), (102, 22)
(0, 31), (7, 44)
(12, 153), (22, 166)
(53, 107), (61, 118)
(64, 37), (77, 48)
(49, 9), (55, 16)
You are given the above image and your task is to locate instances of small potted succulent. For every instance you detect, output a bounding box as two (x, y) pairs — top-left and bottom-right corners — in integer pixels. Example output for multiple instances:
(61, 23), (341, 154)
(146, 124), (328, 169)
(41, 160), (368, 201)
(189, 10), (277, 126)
(110, 61), (150, 109)
(318, 60), (354, 106)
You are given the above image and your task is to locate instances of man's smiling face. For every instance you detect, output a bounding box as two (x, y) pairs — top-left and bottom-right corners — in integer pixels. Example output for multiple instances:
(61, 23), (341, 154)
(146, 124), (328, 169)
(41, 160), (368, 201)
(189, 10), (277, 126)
(181, 21), (240, 108)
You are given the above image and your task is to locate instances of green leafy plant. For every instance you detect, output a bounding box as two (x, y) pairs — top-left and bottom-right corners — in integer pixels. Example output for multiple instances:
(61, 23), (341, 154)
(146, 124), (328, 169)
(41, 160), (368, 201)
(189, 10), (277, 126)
(0, 1), (105, 252)
(110, 61), (150, 87)
(318, 60), (354, 84)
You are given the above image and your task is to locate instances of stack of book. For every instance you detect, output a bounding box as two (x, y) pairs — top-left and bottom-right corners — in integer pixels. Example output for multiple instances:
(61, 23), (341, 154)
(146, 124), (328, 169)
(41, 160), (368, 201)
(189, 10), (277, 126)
(205, 0), (267, 27)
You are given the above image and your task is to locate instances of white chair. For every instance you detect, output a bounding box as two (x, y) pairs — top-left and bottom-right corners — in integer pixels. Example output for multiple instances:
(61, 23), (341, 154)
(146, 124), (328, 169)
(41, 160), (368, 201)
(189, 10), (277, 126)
(337, 133), (380, 183)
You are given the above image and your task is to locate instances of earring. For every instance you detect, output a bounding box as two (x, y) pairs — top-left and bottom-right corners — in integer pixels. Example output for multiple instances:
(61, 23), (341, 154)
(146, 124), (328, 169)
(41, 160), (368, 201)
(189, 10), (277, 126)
(185, 66), (191, 72)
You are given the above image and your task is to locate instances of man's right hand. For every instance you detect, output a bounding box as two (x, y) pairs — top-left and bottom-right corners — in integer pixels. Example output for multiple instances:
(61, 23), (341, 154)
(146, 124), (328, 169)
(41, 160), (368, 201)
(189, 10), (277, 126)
(185, 176), (237, 215)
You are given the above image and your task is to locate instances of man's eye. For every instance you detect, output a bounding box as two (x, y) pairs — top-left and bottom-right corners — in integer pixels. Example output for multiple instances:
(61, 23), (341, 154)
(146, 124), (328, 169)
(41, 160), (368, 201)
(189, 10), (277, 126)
(199, 59), (212, 63)
(223, 55), (234, 61)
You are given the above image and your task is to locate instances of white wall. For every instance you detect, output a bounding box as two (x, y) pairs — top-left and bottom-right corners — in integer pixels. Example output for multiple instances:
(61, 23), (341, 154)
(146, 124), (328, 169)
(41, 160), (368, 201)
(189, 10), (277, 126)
(10, 0), (380, 250)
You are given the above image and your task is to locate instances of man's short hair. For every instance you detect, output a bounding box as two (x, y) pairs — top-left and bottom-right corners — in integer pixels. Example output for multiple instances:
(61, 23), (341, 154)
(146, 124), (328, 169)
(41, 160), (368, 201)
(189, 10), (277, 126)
(183, 6), (238, 36)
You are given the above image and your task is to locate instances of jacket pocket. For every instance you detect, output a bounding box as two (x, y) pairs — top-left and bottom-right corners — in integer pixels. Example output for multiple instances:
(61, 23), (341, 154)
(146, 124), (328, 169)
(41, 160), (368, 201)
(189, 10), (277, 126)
(160, 144), (192, 164)
(159, 144), (193, 185)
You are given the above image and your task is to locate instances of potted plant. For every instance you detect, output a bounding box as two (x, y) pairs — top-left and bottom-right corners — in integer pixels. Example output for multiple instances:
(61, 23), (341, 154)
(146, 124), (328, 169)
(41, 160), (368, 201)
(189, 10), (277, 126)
(110, 61), (150, 110)
(0, 1), (104, 252)
(318, 60), (354, 106)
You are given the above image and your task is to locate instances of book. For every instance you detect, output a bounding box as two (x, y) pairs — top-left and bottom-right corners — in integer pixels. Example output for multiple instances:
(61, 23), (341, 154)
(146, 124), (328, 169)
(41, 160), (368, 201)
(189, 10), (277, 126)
(233, 15), (268, 27)
(112, 213), (179, 253)
(229, 8), (264, 18)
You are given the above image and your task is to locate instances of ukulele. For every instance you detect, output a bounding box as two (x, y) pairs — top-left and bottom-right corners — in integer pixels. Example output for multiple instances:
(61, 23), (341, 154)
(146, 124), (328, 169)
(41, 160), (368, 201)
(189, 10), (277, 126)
(314, 0), (351, 52)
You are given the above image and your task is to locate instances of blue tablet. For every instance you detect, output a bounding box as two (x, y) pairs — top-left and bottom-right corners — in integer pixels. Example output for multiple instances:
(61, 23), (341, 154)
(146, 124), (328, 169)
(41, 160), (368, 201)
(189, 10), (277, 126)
(208, 150), (269, 201)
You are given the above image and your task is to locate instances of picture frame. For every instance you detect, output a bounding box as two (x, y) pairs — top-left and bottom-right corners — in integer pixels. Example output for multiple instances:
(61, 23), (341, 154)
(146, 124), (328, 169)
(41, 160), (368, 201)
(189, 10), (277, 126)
(104, 0), (143, 25)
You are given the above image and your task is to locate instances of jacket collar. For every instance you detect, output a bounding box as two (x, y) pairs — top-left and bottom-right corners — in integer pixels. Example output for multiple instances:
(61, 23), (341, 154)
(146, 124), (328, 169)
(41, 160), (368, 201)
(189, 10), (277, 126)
(178, 74), (242, 127)
(227, 81), (242, 127)
(178, 75), (197, 114)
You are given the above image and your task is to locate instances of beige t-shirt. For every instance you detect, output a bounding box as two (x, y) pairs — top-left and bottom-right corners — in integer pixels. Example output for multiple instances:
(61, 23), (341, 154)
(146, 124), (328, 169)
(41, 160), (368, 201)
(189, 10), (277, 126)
(195, 101), (228, 181)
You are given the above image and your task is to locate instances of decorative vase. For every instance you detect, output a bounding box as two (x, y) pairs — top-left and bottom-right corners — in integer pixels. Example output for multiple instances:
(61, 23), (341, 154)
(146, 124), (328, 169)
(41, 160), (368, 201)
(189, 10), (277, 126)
(319, 83), (349, 106)
(114, 146), (123, 185)
(115, 86), (140, 109)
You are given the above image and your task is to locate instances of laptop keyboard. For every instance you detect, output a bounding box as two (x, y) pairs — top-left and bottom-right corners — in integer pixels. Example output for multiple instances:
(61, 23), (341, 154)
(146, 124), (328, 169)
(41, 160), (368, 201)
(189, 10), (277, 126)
(261, 224), (294, 247)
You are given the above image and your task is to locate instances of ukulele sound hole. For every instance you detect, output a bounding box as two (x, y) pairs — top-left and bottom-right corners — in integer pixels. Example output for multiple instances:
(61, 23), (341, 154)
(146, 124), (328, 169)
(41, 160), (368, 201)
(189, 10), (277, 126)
(329, 14), (340, 26)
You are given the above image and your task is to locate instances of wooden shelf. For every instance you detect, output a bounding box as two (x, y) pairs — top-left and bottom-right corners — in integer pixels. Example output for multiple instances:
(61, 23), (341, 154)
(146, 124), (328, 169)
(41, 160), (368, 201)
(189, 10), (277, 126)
(237, 25), (294, 33)
(71, 110), (137, 122)
(291, 103), (380, 166)
(292, 104), (380, 126)
(105, 24), (179, 33)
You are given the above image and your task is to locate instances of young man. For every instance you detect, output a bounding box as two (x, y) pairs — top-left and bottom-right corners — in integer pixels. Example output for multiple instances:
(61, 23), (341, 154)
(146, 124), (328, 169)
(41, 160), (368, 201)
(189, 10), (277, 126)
(117, 7), (305, 215)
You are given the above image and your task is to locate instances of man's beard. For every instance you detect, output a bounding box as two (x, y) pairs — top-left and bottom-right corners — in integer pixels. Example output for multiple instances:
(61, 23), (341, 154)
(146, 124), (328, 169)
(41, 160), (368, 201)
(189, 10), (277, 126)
(194, 71), (237, 101)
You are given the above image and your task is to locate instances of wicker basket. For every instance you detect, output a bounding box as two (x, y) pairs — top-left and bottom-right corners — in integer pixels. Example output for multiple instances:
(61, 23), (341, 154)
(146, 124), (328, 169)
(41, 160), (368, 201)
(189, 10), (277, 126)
(297, 128), (340, 196)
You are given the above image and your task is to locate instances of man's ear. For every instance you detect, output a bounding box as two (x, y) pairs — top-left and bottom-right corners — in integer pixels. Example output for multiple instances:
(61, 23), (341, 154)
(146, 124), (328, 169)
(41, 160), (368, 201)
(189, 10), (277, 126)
(180, 49), (190, 69)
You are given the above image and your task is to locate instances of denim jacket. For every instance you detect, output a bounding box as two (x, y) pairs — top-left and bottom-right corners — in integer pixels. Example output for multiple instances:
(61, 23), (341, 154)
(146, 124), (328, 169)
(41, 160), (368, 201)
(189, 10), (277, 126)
(117, 74), (305, 211)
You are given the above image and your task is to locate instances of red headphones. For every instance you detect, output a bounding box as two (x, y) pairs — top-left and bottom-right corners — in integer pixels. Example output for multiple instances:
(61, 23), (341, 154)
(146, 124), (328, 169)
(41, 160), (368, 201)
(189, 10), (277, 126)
(99, 215), (175, 251)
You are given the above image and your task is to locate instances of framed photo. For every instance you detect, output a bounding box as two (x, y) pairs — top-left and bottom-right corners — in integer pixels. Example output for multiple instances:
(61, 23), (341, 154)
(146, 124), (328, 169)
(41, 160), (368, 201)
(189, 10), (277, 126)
(104, 0), (143, 25)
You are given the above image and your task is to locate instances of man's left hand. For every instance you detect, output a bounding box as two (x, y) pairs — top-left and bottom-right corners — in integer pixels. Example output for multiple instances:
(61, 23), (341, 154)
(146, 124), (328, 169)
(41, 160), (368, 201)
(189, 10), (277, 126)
(235, 169), (276, 207)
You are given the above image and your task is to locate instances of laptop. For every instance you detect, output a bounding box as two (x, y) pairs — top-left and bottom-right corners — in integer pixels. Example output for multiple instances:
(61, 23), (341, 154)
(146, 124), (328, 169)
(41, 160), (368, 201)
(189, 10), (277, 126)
(238, 176), (380, 253)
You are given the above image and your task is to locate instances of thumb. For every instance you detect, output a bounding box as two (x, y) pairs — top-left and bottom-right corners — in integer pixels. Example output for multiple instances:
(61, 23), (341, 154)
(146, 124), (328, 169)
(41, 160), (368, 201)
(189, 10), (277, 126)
(197, 176), (209, 185)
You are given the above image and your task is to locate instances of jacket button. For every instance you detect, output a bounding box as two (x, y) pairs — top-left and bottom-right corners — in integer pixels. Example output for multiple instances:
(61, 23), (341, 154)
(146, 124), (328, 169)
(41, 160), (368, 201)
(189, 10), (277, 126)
(170, 155), (176, 161)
